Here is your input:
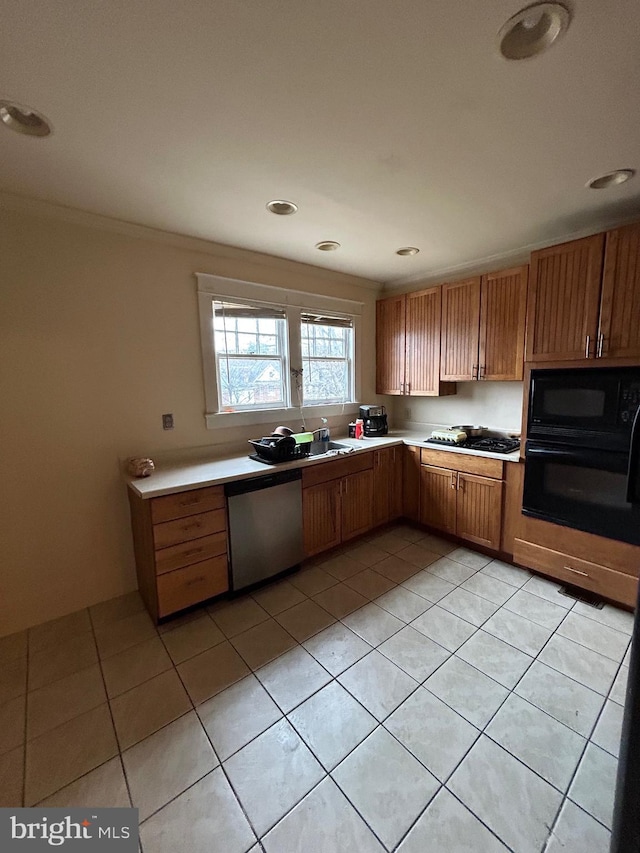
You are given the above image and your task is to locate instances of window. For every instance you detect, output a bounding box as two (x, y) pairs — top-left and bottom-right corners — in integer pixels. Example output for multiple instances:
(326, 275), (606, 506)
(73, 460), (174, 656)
(214, 301), (288, 411)
(301, 314), (353, 405)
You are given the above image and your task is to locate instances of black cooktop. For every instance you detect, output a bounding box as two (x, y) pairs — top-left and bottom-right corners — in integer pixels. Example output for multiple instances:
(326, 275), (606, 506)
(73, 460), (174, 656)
(425, 436), (520, 454)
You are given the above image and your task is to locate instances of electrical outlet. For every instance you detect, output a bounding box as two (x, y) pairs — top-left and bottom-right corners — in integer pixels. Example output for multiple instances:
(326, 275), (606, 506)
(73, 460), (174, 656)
(404, 407), (412, 420)
(162, 413), (174, 430)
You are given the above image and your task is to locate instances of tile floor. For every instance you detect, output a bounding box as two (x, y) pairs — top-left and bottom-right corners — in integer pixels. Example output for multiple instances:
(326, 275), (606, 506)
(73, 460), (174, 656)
(0, 523), (634, 852)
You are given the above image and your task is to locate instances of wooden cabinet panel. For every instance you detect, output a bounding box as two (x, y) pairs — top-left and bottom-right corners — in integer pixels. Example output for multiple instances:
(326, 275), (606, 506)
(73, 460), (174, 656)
(403, 445), (421, 523)
(152, 508), (227, 550)
(479, 266), (528, 380)
(501, 461), (524, 556)
(341, 469), (374, 541)
(599, 222), (640, 360)
(372, 447), (403, 526)
(156, 556), (229, 618)
(420, 448), (503, 479)
(302, 452), (372, 488)
(376, 295), (406, 394)
(406, 288), (451, 395)
(420, 465), (457, 535)
(514, 539), (637, 608)
(151, 485), (225, 524)
(526, 234), (604, 362)
(456, 473), (503, 551)
(302, 480), (341, 557)
(441, 277), (481, 381)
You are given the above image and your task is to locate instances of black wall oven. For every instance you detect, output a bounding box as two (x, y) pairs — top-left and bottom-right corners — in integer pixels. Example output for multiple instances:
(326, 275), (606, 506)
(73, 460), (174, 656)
(523, 366), (640, 546)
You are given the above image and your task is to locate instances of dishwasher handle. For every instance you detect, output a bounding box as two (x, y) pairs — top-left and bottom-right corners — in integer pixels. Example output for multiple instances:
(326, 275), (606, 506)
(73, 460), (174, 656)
(224, 468), (302, 497)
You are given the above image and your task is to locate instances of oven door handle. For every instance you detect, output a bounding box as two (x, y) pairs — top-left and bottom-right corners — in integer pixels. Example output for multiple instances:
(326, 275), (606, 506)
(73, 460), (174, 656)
(626, 407), (640, 504)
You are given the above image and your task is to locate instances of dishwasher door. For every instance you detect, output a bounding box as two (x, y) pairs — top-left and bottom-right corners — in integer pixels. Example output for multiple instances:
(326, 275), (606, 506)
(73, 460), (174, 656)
(225, 468), (304, 592)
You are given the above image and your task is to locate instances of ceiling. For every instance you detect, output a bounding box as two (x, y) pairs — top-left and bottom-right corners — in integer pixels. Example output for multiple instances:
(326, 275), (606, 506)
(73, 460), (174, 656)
(1, 0), (639, 285)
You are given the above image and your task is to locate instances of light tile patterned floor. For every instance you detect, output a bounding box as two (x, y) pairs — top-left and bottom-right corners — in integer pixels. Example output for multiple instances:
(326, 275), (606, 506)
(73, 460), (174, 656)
(0, 523), (634, 852)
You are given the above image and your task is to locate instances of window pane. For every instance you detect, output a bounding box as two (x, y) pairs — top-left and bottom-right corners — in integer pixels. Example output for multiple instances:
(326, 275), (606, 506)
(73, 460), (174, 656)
(303, 359), (349, 404)
(218, 358), (285, 408)
(301, 321), (352, 404)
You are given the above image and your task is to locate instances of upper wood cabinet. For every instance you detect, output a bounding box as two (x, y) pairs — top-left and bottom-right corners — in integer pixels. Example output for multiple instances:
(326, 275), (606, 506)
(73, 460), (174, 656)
(599, 222), (640, 360)
(526, 233), (604, 362)
(376, 288), (456, 397)
(441, 267), (528, 382)
(526, 226), (640, 363)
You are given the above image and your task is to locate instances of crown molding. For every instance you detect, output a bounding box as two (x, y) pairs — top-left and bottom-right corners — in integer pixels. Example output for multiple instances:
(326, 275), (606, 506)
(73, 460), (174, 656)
(0, 190), (383, 293)
(382, 209), (640, 291)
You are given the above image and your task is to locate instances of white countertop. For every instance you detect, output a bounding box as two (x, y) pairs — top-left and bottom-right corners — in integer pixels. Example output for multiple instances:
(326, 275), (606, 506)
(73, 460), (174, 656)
(127, 431), (521, 499)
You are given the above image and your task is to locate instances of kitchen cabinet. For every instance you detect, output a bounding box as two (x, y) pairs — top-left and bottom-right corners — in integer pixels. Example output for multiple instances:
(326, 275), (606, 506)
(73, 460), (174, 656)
(440, 266), (528, 382)
(372, 446), (403, 526)
(302, 453), (374, 557)
(419, 449), (505, 551)
(128, 485), (229, 622)
(500, 458), (524, 556)
(402, 445), (421, 523)
(599, 221), (640, 360)
(376, 288), (456, 397)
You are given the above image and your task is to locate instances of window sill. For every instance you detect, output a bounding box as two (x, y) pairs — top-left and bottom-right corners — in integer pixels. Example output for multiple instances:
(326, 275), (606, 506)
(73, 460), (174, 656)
(205, 403), (361, 430)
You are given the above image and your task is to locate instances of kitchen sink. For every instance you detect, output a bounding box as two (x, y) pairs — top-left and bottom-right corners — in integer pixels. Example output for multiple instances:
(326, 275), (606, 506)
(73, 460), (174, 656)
(308, 440), (352, 456)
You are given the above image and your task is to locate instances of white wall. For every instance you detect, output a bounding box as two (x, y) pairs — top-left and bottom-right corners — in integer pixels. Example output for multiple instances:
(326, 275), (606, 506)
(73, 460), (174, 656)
(0, 199), (381, 637)
(389, 381), (525, 434)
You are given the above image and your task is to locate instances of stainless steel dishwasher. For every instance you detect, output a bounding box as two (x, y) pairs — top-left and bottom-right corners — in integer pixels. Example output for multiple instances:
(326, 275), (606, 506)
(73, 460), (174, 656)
(225, 468), (304, 592)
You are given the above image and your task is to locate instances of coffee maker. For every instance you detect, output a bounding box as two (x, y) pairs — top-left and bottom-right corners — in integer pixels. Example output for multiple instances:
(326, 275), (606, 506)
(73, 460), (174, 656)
(359, 405), (388, 436)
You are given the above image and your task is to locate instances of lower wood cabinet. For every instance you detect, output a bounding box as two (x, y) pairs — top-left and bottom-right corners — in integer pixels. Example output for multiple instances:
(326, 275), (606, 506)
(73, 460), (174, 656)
(128, 484), (229, 621)
(403, 445), (421, 522)
(372, 446), (403, 527)
(419, 449), (505, 551)
(302, 453), (374, 557)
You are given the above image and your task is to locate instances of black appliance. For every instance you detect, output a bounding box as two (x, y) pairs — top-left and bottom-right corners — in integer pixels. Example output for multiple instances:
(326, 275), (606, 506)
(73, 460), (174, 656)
(359, 405), (388, 437)
(522, 366), (640, 545)
(425, 436), (520, 455)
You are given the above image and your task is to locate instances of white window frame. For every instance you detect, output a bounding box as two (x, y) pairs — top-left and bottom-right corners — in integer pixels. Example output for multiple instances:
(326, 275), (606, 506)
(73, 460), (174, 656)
(300, 315), (354, 407)
(196, 273), (363, 429)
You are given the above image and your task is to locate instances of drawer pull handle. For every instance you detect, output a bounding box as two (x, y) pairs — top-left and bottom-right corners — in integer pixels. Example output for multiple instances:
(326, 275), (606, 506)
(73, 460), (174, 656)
(186, 575), (205, 586)
(564, 565), (589, 577)
(182, 521), (202, 531)
(180, 497), (201, 507)
(184, 547), (203, 557)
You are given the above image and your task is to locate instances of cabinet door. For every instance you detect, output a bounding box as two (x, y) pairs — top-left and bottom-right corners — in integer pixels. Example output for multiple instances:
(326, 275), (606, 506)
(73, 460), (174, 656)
(441, 277), (481, 381)
(341, 470), (374, 541)
(389, 446), (403, 520)
(303, 481), (341, 557)
(403, 446), (421, 522)
(526, 234), (604, 362)
(406, 287), (444, 395)
(376, 295), (406, 394)
(456, 473), (503, 551)
(479, 266), (528, 381)
(420, 465), (457, 535)
(598, 223), (640, 360)
(372, 449), (392, 527)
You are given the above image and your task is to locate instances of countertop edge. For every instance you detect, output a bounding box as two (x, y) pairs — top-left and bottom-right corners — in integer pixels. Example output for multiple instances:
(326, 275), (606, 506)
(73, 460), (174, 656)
(126, 434), (521, 499)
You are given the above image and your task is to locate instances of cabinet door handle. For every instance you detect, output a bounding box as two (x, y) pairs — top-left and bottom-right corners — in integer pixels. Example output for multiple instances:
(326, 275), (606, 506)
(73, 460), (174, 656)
(343, 478), (348, 496)
(180, 496), (201, 507)
(450, 472), (456, 489)
(186, 575), (206, 586)
(472, 364), (479, 380)
(407, 381), (411, 394)
(597, 333), (605, 358)
(585, 335), (592, 358)
(563, 565), (589, 577)
(479, 364), (485, 379)
(182, 520), (202, 532)
(457, 473), (462, 491)
(183, 547), (203, 557)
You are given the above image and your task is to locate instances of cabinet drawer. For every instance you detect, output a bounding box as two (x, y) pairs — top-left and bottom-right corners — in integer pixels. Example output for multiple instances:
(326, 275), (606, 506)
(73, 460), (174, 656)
(420, 448), (503, 479)
(155, 531), (227, 575)
(302, 452), (373, 488)
(514, 538), (638, 608)
(151, 486), (225, 524)
(153, 508), (227, 549)
(157, 556), (229, 617)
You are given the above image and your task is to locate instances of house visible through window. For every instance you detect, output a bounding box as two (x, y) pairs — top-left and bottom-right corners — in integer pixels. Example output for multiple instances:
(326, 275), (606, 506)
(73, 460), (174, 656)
(214, 301), (287, 411)
(301, 313), (353, 405)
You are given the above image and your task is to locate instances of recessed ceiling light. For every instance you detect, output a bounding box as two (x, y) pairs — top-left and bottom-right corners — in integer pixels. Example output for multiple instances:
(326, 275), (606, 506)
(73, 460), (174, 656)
(266, 199), (298, 215)
(315, 241), (341, 251)
(587, 170), (636, 190)
(0, 100), (52, 137)
(396, 247), (420, 256)
(498, 3), (571, 60)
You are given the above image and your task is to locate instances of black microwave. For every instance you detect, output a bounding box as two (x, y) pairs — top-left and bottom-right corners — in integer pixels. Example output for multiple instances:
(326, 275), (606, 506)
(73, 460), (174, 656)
(528, 366), (640, 451)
